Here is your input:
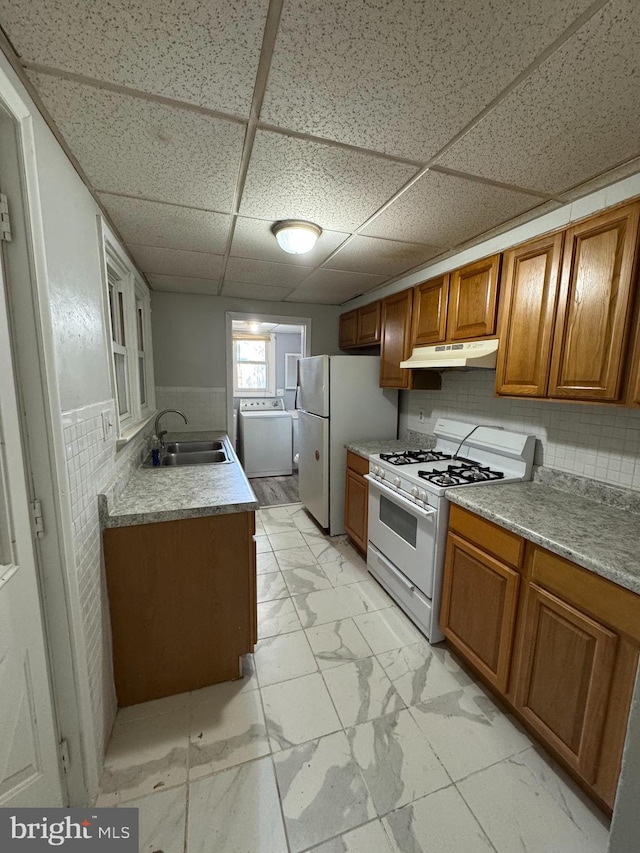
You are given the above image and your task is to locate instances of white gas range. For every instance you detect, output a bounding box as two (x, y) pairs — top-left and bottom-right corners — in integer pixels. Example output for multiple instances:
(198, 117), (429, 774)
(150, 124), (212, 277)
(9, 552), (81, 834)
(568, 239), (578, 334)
(366, 418), (536, 643)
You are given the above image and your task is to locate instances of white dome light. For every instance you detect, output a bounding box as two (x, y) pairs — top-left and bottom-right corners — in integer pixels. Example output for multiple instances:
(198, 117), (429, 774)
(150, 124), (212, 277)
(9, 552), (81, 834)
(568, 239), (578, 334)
(272, 220), (322, 255)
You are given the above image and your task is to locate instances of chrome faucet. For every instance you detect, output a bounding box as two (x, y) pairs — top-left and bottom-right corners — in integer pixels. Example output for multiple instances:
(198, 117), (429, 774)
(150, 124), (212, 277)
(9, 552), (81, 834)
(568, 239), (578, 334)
(154, 409), (189, 446)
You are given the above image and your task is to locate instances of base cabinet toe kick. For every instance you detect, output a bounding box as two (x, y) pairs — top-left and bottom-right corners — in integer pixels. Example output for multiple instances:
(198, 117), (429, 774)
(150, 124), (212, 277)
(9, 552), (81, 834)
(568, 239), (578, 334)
(440, 503), (640, 814)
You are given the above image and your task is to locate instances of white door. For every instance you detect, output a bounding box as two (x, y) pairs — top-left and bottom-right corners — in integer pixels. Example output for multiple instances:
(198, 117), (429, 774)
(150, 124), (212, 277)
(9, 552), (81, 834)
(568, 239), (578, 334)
(297, 355), (329, 417)
(0, 252), (63, 806)
(298, 410), (329, 528)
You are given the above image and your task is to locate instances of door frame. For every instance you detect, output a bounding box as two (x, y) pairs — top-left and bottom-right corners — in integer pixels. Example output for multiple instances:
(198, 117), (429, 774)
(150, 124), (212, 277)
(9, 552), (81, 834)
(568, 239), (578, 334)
(225, 311), (312, 446)
(0, 66), (91, 804)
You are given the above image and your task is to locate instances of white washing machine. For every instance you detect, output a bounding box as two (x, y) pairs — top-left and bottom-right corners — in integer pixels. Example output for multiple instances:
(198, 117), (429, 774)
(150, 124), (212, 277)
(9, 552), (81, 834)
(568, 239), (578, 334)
(238, 398), (293, 478)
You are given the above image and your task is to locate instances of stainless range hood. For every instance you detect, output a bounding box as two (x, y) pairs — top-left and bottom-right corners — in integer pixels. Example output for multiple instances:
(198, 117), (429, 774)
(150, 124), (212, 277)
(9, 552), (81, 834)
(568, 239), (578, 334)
(400, 338), (499, 369)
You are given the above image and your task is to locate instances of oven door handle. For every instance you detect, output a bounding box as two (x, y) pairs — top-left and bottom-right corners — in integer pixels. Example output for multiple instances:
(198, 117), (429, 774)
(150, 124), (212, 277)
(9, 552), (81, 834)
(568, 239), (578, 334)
(365, 474), (437, 519)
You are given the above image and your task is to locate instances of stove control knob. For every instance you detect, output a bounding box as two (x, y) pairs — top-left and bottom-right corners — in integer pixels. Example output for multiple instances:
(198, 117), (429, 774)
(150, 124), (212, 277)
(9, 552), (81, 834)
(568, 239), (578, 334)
(419, 490), (428, 502)
(371, 465), (378, 476)
(379, 469), (386, 479)
(393, 477), (401, 487)
(410, 487), (419, 498)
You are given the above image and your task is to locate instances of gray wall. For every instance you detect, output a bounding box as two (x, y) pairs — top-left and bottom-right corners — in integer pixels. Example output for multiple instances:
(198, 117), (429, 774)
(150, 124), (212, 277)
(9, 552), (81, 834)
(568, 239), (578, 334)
(152, 291), (341, 387)
(276, 332), (301, 409)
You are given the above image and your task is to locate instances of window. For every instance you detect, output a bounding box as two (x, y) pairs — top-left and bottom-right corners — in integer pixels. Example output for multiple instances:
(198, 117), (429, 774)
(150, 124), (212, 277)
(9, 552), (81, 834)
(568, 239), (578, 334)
(233, 333), (276, 396)
(101, 228), (155, 438)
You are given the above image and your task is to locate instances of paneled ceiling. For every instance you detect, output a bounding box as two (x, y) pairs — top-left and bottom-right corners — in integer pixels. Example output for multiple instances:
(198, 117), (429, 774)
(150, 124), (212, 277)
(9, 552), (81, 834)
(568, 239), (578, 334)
(1, 0), (639, 305)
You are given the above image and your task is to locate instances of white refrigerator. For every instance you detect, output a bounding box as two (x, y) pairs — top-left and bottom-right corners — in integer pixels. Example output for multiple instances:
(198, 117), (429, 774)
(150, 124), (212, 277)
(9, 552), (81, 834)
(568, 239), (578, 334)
(296, 355), (398, 535)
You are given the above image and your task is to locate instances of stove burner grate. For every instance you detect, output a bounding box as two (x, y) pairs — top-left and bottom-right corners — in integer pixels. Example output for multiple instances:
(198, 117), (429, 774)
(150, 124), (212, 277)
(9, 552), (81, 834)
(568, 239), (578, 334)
(379, 449), (452, 466)
(417, 461), (505, 487)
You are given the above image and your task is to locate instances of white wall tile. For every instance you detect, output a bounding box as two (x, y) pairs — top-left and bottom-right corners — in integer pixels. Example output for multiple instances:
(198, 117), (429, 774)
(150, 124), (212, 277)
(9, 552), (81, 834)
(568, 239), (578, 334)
(401, 372), (640, 491)
(154, 386), (227, 432)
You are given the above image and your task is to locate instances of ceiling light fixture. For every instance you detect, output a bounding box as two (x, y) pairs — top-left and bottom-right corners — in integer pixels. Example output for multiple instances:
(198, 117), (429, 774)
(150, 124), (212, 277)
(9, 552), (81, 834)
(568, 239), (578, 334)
(272, 220), (322, 255)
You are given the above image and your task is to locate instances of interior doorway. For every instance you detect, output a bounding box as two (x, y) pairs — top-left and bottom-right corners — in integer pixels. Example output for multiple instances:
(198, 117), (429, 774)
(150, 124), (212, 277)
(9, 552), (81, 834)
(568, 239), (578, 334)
(226, 312), (311, 506)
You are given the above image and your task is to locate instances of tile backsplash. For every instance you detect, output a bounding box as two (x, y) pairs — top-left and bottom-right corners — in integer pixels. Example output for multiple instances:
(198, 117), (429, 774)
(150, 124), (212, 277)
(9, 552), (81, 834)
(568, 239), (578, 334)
(155, 386), (227, 432)
(62, 400), (152, 780)
(401, 371), (640, 491)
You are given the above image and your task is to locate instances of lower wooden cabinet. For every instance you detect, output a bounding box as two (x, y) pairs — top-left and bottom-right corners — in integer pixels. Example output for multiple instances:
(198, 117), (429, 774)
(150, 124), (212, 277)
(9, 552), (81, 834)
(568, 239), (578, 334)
(514, 583), (617, 783)
(441, 504), (640, 812)
(103, 511), (257, 707)
(344, 450), (369, 555)
(441, 533), (520, 693)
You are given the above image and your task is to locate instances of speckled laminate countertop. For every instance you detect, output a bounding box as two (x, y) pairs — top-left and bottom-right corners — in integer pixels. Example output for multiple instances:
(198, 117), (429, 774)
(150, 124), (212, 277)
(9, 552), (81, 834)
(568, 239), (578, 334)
(446, 481), (640, 595)
(346, 433), (436, 459)
(101, 432), (258, 528)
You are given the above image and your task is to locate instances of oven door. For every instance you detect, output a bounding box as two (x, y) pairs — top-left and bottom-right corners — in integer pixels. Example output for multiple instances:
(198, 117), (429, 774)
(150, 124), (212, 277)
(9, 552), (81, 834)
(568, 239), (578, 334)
(365, 475), (437, 598)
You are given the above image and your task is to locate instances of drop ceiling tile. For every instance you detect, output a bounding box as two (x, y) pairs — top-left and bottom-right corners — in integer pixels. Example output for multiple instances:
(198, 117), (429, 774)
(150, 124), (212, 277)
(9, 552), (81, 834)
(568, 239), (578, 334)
(1, 0), (268, 116)
(225, 257), (313, 288)
(30, 71), (244, 209)
(325, 236), (443, 276)
(231, 217), (348, 266)
(129, 245), (225, 279)
(437, 0), (640, 194)
(558, 157), (640, 202)
(239, 131), (417, 232)
(147, 274), (220, 295)
(261, 0), (595, 161)
(286, 269), (386, 305)
(221, 282), (295, 301)
(362, 171), (542, 247)
(98, 195), (231, 254)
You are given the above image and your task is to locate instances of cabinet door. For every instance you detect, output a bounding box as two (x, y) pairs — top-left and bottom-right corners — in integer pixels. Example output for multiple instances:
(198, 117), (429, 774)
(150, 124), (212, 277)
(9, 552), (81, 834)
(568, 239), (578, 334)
(514, 584), (617, 782)
(441, 533), (520, 693)
(344, 468), (368, 554)
(548, 203), (640, 401)
(380, 289), (413, 388)
(495, 234), (563, 397)
(339, 309), (358, 349)
(412, 275), (449, 346)
(447, 254), (501, 340)
(357, 301), (381, 345)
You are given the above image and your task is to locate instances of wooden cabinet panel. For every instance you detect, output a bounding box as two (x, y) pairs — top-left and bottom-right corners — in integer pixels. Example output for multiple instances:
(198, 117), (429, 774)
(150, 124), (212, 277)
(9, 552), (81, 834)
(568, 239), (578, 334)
(104, 512), (256, 706)
(441, 533), (521, 692)
(412, 275), (449, 346)
(344, 468), (368, 554)
(357, 301), (381, 345)
(448, 504), (524, 569)
(548, 203), (640, 401)
(514, 583), (617, 782)
(339, 309), (358, 349)
(380, 289), (413, 388)
(447, 254), (501, 340)
(496, 234), (563, 397)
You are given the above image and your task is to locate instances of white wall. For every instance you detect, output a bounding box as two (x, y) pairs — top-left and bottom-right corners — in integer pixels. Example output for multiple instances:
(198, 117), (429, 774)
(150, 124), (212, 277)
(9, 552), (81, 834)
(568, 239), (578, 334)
(608, 666), (640, 852)
(152, 291), (341, 388)
(0, 49), (149, 802)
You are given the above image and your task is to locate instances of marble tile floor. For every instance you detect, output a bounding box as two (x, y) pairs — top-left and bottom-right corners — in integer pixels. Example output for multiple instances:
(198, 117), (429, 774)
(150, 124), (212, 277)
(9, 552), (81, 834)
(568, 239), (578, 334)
(98, 502), (610, 853)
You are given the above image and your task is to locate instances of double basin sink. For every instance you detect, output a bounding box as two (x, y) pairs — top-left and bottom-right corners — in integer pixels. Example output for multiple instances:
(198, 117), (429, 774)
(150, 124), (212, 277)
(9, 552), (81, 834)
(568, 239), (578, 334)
(144, 439), (232, 468)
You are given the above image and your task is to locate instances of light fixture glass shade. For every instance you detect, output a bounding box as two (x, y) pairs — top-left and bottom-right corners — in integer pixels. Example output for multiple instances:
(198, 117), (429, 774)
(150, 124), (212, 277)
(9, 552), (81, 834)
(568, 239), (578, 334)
(272, 220), (322, 254)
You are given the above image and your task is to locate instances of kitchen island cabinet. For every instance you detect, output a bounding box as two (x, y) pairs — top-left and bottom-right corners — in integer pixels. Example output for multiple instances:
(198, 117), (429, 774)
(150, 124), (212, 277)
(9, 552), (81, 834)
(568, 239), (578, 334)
(103, 511), (257, 707)
(442, 500), (640, 812)
(100, 432), (258, 707)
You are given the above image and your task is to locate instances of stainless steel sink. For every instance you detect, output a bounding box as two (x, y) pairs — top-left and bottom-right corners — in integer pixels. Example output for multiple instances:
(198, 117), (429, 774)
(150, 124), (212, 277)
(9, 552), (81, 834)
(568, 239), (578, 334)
(143, 441), (232, 468)
(164, 440), (225, 453)
(161, 450), (230, 466)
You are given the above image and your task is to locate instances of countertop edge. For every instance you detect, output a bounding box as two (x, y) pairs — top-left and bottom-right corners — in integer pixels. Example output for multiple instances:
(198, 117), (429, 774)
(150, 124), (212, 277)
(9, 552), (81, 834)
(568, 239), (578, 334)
(446, 488), (640, 596)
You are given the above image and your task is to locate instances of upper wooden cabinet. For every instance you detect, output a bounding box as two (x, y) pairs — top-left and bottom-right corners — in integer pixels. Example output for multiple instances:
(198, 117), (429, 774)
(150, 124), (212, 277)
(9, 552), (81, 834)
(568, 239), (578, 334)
(379, 289), (441, 390)
(357, 301), (381, 345)
(548, 203), (640, 401)
(339, 303), (381, 349)
(411, 274), (449, 346)
(338, 309), (358, 349)
(447, 254), (501, 340)
(495, 233), (564, 397)
(380, 289), (413, 388)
